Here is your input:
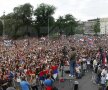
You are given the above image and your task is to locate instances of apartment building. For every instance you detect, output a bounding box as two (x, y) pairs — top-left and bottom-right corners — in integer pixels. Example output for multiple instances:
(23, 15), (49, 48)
(100, 18), (108, 34)
(83, 18), (108, 35)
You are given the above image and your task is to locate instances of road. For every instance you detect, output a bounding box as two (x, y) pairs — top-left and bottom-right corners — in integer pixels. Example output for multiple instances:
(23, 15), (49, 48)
(54, 67), (99, 90)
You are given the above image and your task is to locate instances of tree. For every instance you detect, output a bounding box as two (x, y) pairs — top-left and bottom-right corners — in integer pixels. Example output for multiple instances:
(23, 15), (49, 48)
(56, 16), (65, 35)
(0, 12), (23, 38)
(0, 21), (3, 35)
(13, 3), (33, 37)
(56, 14), (78, 35)
(65, 14), (78, 35)
(14, 3), (33, 23)
(0, 3), (34, 38)
(34, 3), (56, 37)
(94, 18), (100, 35)
(0, 3), (79, 38)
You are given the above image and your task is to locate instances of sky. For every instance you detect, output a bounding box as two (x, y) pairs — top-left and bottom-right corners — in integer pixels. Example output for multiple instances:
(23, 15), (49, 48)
(0, 0), (108, 21)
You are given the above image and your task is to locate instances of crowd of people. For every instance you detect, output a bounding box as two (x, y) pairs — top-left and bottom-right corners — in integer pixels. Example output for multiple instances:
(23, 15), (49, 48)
(0, 35), (108, 90)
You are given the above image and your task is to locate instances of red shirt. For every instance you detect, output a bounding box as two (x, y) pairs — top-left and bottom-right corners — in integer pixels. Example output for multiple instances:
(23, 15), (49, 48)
(44, 70), (49, 75)
(51, 65), (58, 71)
(26, 70), (33, 75)
(39, 71), (44, 77)
(46, 86), (52, 90)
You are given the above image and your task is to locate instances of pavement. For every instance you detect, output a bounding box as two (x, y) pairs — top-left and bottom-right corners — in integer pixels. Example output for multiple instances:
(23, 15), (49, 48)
(53, 66), (99, 90)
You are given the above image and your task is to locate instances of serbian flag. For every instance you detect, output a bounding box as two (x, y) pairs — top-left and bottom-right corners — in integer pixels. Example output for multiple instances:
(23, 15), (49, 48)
(102, 52), (107, 65)
(39, 71), (45, 80)
(44, 70), (49, 75)
(51, 65), (58, 74)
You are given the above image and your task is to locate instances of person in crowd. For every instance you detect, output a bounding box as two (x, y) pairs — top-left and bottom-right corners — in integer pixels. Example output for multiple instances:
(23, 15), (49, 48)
(44, 74), (54, 90)
(0, 35), (108, 90)
(0, 75), (9, 90)
(93, 59), (98, 71)
(75, 64), (81, 79)
(82, 61), (87, 75)
(6, 83), (16, 90)
(62, 46), (68, 58)
(101, 67), (107, 76)
(96, 65), (102, 84)
(16, 73), (21, 88)
(20, 76), (30, 90)
(86, 57), (91, 72)
(100, 74), (106, 90)
(51, 64), (58, 80)
(30, 75), (38, 90)
(69, 51), (76, 77)
(106, 73), (108, 90)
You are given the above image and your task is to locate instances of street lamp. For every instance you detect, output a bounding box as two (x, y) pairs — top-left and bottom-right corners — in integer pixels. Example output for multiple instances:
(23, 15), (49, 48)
(105, 23), (107, 35)
(47, 8), (50, 39)
(48, 16), (49, 39)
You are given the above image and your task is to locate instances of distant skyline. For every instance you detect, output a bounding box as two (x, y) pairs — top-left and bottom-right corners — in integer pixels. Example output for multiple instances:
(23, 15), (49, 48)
(0, 0), (108, 21)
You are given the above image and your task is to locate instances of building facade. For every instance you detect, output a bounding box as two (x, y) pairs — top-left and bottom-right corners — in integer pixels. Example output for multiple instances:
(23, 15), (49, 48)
(83, 19), (97, 34)
(83, 18), (108, 35)
(100, 18), (108, 34)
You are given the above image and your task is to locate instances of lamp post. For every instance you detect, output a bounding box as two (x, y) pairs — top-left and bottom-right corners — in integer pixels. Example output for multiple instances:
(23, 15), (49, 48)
(47, 8), (50, 39)
(48, 16), (49, 39)
(105, 24), (107, 35)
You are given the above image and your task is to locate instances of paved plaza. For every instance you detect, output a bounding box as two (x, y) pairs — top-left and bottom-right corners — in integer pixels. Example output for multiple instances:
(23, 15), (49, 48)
(54, 67), (98, 90)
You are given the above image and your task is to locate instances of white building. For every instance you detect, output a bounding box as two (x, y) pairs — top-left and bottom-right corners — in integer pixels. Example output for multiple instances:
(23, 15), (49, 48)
(83, 19), (96, 34)
(100, 18), (108, 34)
(83, 18), (108, 35)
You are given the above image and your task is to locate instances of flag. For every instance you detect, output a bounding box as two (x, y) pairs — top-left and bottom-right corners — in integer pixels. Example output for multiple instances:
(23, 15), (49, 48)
(102, 52), (107, 65)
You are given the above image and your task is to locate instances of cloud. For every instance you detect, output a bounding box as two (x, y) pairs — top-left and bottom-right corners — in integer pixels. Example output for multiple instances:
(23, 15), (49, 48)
(0, 0), (108, 21)
(81, 0), (108, 20)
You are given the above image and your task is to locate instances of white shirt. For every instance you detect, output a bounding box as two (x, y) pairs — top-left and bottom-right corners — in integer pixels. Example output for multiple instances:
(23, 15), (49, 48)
(93, 60), (97, 66)
(87, 60), (90, 65)
(101, 69), (107, 76)
(17, 77), (21, 82)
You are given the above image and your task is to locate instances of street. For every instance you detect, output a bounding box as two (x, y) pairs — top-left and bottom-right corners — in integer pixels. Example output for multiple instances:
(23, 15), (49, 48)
(54, 68), (99, 90)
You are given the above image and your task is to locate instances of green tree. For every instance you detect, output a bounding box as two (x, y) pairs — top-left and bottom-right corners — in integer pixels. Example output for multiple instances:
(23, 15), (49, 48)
(0, 21), (3, 35)
(56, 14), (78, 35)
(34, 3), (56, 36)
(94, 18), (100, 35)
(65, 14), (78, 35)
(0, 3), (34, 38)
(56, 16), (65, 34)
(0, 12), (23, 38)
(13, 3), (33, 36)
(14, 3), (33, 23)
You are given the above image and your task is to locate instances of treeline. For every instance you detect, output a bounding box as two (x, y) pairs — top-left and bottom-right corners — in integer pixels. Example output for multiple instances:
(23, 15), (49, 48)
(0, 3), (78, 39)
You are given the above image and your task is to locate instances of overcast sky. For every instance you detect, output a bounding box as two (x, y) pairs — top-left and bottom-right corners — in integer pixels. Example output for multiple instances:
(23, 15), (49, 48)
(0, 0), (108, 21)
